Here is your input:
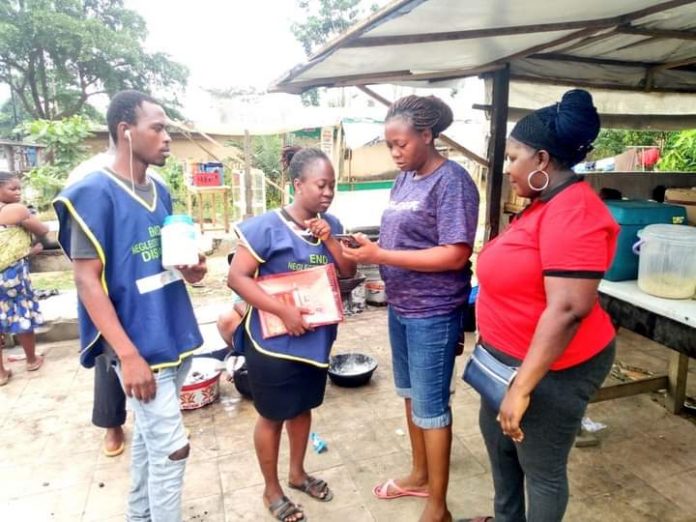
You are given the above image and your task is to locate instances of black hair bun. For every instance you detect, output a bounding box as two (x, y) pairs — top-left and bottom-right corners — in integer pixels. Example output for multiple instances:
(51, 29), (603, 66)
(555, 89), (600, 149)
(281, 146), (302, 170)
(428, 96), (454, 137)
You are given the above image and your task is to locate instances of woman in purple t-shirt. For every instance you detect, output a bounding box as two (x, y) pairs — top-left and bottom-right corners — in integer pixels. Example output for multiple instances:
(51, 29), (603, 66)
(343, 95), (479, 522)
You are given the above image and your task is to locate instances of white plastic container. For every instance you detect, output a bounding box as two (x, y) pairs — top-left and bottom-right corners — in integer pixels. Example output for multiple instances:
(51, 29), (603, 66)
(635, 224), (696, 299)
(161, 214), (198, 269)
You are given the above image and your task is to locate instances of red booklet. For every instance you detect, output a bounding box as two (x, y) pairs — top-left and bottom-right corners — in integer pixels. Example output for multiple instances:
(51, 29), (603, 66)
(256, 264), (344, 339)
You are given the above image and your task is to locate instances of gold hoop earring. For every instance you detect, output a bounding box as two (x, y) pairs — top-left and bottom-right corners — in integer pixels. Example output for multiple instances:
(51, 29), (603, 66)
(527, 169), (549, 192)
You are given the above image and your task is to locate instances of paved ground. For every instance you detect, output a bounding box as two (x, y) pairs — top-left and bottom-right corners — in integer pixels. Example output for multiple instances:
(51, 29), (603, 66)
(1, 303), (696, 521)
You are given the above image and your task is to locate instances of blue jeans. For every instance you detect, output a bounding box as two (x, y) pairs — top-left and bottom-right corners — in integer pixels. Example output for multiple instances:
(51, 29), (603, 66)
(115, 357), (192, 522)
(479, 342), (615, 522)
(388, 306), (463, 429)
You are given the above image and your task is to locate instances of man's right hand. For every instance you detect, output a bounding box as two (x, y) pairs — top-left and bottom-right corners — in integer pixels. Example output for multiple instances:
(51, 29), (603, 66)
(120, 352), (156, 402)
(279, 305), (313, 337)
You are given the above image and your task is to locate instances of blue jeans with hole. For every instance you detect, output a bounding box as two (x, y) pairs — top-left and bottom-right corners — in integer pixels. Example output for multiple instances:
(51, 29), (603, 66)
(388, 306), (463, 429)
(114, 357), (192, 522)
(479, 342), (615, 522)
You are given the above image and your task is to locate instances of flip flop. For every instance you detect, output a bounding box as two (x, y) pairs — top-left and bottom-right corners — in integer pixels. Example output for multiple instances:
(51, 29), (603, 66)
(267, 495), (306, 522)
(0, 369), (12, 387)
(26, 356), (44, 372)
(372, 478), (429, 500)
(103, 441), (125, 458)
(289, 475), (333, 502)
(456, 517), (494, 522)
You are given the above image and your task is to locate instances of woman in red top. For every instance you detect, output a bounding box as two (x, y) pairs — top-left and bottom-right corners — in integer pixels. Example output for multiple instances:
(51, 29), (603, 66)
(465, 90), (619, 522)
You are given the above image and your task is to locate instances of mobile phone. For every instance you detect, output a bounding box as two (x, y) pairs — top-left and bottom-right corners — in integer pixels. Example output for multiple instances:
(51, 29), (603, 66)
(334, 234), (361, 248)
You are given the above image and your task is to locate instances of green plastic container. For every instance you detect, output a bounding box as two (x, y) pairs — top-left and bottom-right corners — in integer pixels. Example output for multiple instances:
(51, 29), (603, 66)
(604, 200), (687, 281)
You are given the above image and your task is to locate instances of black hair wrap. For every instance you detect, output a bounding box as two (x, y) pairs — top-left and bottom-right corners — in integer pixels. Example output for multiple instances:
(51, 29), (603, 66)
(510, 89), (600, 167)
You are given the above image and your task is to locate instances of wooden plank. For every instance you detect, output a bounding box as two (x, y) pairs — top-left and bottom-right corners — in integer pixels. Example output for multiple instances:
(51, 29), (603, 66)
(223, 187), (230, 233)
(590, 375), (669, 403)
(345, 20), (619, 48)
(243, 130), (253, 218)
(508, 74), (696, 94)
(617, 25), (696, 41)
(667, 351), (689, 414)
(598, 293), (696, 357)
(527, 52), (661, 69)
(275, 65), (502, 94)
(484, 66), (510, 240)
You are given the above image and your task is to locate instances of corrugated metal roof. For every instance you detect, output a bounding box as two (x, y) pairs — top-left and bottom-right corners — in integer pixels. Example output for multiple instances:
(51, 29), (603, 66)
(271, 0), (696, 102)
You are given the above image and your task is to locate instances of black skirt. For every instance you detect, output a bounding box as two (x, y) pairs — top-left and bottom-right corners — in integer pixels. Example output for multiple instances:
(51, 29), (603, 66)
(244, 333), (328, 421)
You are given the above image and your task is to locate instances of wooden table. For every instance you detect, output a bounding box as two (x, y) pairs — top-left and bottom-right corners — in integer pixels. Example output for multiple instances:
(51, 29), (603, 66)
(186, 186), (231, 233)
(594, 280), (696, 413)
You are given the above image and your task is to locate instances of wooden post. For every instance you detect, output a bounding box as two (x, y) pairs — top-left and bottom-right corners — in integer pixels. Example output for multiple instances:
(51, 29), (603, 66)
(223, 187), (230, 233)
(485, 65), (510, 240)
(280, 133), (288, 206)
(244, 130), (253, 218)
(666, 351), (688, 414)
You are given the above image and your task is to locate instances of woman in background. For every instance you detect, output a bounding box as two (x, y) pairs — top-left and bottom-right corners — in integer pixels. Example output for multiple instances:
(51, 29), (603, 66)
(0, 171), (47, 385)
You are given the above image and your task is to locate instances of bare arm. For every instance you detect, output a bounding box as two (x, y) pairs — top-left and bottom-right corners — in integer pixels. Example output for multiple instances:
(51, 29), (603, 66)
(73, 258), (156, 401)
(0, 203), (49, 236)
(227, 246), (312, 336)
(342, 234), (472, 273)
(498, 276), (601, 441)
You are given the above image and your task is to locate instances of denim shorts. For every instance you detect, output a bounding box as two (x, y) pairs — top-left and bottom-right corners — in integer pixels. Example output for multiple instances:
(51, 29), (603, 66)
(388, 306), (463, 429)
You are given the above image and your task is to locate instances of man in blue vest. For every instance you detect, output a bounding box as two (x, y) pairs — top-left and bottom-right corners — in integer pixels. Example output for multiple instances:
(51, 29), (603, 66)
(54, 90), (206, 521)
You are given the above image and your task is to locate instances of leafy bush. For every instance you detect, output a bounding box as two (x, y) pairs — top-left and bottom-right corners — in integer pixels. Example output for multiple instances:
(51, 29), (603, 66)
(21, 115), (93, 207)
(657, 130), (696, 172)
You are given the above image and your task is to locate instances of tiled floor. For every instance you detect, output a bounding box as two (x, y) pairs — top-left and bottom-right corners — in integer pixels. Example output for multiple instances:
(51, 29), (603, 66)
(1, 308), (695, 521)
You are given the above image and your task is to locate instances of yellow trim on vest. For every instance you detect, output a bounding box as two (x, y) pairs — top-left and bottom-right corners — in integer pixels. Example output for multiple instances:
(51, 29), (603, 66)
(53, 196), (110, 360)
(243, 308), (330, 369)
(149, 349), (197, 371)
(52, 196), (108, 294)
(103, 168), (159, 212)
(233, 225), (266, 263)
(274, 209), (322, 246)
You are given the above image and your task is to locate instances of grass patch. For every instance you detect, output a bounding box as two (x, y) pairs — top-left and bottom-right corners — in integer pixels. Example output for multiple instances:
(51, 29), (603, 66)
(31, 271), (75, 291)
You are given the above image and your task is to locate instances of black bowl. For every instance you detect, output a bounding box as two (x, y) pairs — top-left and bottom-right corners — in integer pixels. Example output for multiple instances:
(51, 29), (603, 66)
(328, 353), (378, 388)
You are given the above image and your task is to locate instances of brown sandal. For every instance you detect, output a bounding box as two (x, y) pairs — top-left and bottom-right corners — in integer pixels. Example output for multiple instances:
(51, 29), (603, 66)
(267, 495), (305, 522)
(0, 369), (11, 386)
(26, 355), (43, 372)
(289, 475), (333, 502)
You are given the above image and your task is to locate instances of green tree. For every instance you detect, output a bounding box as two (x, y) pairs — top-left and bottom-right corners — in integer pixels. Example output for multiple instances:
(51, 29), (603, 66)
(0, 0), (188, 121)
(251, 135), (283, 208)
(21, 114), (92, 205)
(657, 130), (696, 172)
(291, 0), (380, 106)
(590, 129), (669, 161)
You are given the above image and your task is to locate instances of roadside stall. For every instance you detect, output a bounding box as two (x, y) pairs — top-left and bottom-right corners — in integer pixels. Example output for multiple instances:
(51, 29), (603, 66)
(269, 0), (696, 413)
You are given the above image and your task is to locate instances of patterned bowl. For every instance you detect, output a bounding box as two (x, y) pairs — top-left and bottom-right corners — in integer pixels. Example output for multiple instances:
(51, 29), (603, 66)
(180, 357), (222, 410)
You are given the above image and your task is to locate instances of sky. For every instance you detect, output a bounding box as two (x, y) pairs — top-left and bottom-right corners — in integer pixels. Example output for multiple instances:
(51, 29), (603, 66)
(0, 1), (484, 129)
(124, 0), (309, 91)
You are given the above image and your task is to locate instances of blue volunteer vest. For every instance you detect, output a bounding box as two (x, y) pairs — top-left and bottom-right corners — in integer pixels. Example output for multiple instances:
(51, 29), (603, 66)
(233, 209), (343, 368)
(53, 170), (203, 369)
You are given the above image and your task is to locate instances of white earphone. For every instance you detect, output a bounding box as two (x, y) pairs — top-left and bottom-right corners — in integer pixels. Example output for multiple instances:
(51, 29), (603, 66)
(124, 129), (132, 141)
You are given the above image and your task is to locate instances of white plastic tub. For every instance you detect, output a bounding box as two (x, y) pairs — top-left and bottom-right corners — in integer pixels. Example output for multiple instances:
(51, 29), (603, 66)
(635, 224), (696, 299)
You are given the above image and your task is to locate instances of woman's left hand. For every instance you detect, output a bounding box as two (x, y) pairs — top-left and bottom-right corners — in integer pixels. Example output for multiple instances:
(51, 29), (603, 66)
(177, 253), (207, 284)
(305, 218), (331, 241)
(29, 242), (44, 256)
(340, 233), (382, 264)
(497, 388), (530, 443)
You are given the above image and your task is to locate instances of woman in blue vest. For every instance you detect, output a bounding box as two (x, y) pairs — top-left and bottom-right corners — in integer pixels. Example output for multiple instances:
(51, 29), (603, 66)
(228, 147), (356, 522)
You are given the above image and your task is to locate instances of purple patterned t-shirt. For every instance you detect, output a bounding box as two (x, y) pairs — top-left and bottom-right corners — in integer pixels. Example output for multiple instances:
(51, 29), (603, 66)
(379, 160), (479, 318)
